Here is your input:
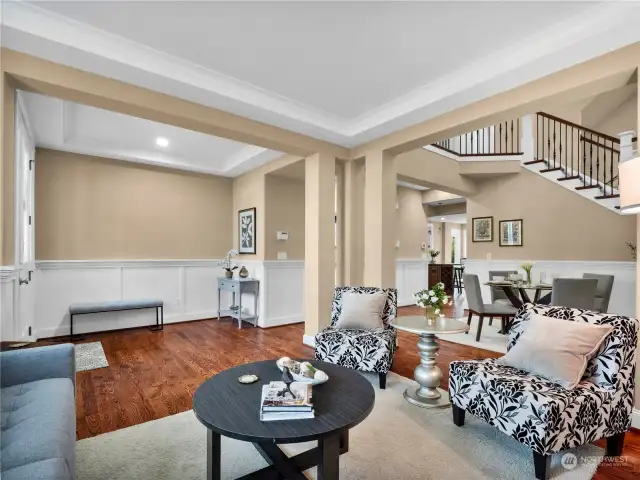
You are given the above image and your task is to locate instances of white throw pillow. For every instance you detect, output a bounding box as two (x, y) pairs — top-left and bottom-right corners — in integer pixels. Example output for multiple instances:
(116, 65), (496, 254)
(334, 292), (387, 330)
(498, 313), (612, 389)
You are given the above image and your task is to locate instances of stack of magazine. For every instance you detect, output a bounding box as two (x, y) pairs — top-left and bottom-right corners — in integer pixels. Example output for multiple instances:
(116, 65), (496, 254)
(260, 381), (314, 421)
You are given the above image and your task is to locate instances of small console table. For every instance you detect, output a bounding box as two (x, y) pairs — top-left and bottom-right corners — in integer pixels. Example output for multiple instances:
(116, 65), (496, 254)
(217, 277), (259, 329)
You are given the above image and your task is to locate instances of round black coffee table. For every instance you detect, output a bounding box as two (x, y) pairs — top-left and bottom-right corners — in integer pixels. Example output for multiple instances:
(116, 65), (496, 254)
(193, 360), (375, 480)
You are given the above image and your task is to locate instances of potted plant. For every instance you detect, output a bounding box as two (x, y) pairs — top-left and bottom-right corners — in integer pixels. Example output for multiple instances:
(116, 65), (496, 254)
(414, 283), (451, 322)
(219, 249), (239, 278)
(428, 249), (440, 264)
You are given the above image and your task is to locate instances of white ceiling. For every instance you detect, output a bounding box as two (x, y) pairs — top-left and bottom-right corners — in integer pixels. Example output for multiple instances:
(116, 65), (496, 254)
(20, 91), (283, 176)
(4, 1), (640, 148)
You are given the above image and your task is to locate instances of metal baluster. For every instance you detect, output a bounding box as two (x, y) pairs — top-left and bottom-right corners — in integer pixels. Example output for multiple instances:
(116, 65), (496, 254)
(536, 115), (539, 160)
(504, 122), (508, 155)
(510, 120), (514, 154)
(582, 130), (587, 186)
(564, 123), (567, 174)
(589, 133), (594, 186)
(517, 118), (520, 153)
(552, 120), (556, 168)
(546, 118), (550, 165)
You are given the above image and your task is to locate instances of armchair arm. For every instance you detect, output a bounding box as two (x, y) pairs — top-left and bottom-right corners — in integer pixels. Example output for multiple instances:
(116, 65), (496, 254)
(1, 344), (75, 389)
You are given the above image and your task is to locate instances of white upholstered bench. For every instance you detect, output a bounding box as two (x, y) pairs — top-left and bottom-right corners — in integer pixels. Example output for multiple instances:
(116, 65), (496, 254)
(68, 299), (163, 340)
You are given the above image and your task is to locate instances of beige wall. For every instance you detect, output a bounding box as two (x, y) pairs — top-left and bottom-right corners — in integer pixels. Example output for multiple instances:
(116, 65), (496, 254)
(467, 168), (637, 261)
(396, 186), (428, 259)
(264, 174), (305, 261)
(2, 73), (15, 265)
(593, 92), (637, 137)
(35, 149), (233, 260)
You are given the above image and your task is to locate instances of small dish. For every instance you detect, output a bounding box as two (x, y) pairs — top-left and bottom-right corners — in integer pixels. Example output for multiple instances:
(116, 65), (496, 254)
(238, 374), (259, 384)
(276, 359), (329, 385)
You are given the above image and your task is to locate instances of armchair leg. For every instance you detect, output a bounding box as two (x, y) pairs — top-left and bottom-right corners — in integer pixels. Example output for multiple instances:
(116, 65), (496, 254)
(378, 372), (387, 389)
(488, 316), (494, 326)
(533, 452), (550, 480)
(466, 310), (472, 334)
(452, 405), (465, 427)
(475, 315), (485, 342)
(606, 432), (625, 456)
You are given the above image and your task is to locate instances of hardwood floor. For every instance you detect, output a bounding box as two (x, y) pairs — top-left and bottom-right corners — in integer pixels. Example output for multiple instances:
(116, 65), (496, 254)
(27, 305), (640, 478)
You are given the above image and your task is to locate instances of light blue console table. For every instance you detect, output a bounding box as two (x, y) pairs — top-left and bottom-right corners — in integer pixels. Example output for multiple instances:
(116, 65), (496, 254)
(217, 277), (260, 328)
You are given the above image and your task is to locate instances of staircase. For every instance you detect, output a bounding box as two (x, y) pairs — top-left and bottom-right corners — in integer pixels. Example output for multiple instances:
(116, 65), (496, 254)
(431, 114), (637, 214)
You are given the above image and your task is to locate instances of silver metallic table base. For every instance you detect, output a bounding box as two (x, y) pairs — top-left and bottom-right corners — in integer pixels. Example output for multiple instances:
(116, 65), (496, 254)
(404, 332), (451, 409)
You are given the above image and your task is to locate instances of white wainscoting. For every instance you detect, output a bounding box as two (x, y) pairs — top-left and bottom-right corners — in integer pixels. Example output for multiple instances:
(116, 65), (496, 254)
(463, 260), (636, 317)
(396, 259), (430, 306)
(0, 266), (18, 341)
(34, 259), (305, 339)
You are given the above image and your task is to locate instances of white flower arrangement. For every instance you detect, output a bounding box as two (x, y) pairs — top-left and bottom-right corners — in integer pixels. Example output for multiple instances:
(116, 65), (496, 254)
(414, 282), (452, 314)
(219, 249), (239, 272)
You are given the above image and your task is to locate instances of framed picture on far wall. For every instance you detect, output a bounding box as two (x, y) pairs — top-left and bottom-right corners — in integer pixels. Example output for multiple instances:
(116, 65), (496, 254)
(472, 216), (493, 242)
(499, 219), (523, 247)
(238, 208), (257, 254)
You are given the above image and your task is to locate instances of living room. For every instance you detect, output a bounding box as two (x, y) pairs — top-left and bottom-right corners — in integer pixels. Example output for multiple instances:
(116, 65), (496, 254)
(2, 2), (640, 480)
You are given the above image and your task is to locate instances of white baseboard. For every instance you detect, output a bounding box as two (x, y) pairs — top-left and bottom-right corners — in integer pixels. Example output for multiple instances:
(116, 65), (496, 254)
(633, 408), (640, 429)
(303, 334), (316, 348)
(264, 315), (304, 328)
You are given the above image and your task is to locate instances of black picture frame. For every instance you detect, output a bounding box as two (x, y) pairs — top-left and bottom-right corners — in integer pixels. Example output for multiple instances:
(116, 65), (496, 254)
(472, 216), (493, 242)
(499, 219), (523, 247)
(238, 207), (257, 254)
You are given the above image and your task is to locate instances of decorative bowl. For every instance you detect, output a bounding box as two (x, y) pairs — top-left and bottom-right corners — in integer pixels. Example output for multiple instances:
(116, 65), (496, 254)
(276, 358), (329, 385)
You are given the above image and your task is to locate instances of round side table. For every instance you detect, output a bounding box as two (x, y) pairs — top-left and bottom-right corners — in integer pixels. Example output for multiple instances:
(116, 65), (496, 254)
(391, 315), (469, 408)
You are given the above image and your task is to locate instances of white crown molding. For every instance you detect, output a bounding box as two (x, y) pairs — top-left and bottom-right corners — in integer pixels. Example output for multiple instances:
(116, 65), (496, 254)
(3, 1), (640, 147)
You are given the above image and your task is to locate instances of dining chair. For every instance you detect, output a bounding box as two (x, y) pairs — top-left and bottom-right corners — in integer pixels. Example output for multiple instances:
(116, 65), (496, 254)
(464, 274), (517, 341)
(583, 273), (614, 313)
(488, 270), (518, 325)
(550, 278), (597, 310)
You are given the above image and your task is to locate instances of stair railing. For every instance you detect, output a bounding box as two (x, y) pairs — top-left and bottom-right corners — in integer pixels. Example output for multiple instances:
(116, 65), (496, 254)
(534, 112), (636, 199)
(433, 119), (523, 156)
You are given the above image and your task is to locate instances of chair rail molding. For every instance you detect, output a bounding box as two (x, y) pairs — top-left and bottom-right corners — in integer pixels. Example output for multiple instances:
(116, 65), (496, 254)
(463, 259), (636, 317)
(33, 259), (304, 338)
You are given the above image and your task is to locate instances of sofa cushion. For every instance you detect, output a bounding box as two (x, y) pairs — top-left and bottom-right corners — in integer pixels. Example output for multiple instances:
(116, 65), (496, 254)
(315, 327), (396, 373)
(1, 378), (75, 476)
(2, 458), (71, 480)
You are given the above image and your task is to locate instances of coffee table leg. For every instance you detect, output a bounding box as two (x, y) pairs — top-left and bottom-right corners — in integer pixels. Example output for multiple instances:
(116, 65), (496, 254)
(403, 333), (450, 409)
(318, 433), (341, 480)
(207, 430), (221, 480)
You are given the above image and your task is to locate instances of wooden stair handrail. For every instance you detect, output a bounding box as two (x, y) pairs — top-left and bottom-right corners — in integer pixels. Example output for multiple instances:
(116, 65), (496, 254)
(537, 112), (620, 143)
(580, 135), (620, 152)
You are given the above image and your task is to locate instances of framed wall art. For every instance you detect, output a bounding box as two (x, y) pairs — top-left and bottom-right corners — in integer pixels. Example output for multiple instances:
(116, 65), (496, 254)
(472, 216), (493, 242)
(238, 208), (257, 254)
(499, 219), (523, 247)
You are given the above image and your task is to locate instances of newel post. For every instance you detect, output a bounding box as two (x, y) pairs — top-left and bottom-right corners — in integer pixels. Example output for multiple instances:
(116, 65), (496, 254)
(619, 131), (636, 162)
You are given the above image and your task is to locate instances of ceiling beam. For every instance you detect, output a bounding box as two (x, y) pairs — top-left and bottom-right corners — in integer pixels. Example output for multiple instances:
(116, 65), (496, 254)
(351, 43), (640, 158)
(1, 48), (350, 159)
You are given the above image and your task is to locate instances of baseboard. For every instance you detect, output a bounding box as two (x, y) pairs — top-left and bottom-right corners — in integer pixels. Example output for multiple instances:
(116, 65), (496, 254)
(632, 408), (640, 429)
(303, 334), (316, 348)
(262, 315), (303, 328)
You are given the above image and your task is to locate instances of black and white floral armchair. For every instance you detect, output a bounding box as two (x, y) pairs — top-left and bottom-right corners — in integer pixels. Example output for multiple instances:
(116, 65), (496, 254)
(449, 303), (638, 480)
(315, 287), (398, 389)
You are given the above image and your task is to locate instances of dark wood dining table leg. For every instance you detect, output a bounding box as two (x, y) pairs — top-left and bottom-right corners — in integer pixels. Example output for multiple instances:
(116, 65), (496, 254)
(517, 287), (532, 304)
(207, 430), (221, 480)
(318, 433), (342, 480)
(537, 292), (552, 305)
(499, 286), (523, 308)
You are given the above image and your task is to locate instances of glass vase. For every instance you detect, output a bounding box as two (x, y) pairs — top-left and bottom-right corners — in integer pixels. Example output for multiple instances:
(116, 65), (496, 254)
(424, 306), (438, 324)
(526, 270), (532, 285)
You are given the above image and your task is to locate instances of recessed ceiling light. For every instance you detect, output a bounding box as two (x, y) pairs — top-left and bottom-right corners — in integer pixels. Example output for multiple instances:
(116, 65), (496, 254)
(156, 137), (169, 147)
(441, 217), (445, 221)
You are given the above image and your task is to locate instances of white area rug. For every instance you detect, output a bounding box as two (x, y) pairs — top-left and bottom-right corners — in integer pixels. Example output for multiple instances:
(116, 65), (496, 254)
(438, 315), (509, 354)
(76, 372), (603, 479)
(75, 342), (109, 372)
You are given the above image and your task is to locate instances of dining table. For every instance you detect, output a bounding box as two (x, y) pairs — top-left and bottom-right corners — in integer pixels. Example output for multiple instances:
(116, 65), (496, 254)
(484, 281), (553, 308)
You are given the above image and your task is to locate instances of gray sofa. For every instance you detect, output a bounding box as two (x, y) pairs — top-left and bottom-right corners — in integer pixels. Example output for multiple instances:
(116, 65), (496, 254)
(1, 344), (76, 480)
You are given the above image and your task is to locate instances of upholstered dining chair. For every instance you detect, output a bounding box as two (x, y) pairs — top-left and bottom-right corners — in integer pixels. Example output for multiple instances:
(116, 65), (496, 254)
(464, 274), (517, 341)
(449, 304), (639, 480)
(314, 286), (397, 389)
(583, 273), (614, 313)
(550, 278), (597, 310)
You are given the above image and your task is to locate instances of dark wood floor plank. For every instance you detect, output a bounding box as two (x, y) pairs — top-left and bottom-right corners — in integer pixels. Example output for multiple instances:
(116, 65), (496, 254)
(17, 305), (639, 479)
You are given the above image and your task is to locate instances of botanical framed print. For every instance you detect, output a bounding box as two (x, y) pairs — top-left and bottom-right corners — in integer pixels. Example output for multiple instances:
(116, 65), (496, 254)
(472, 216), (493, 242)
(499, 219), (523, 247)
(238, 208), (256, 254)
